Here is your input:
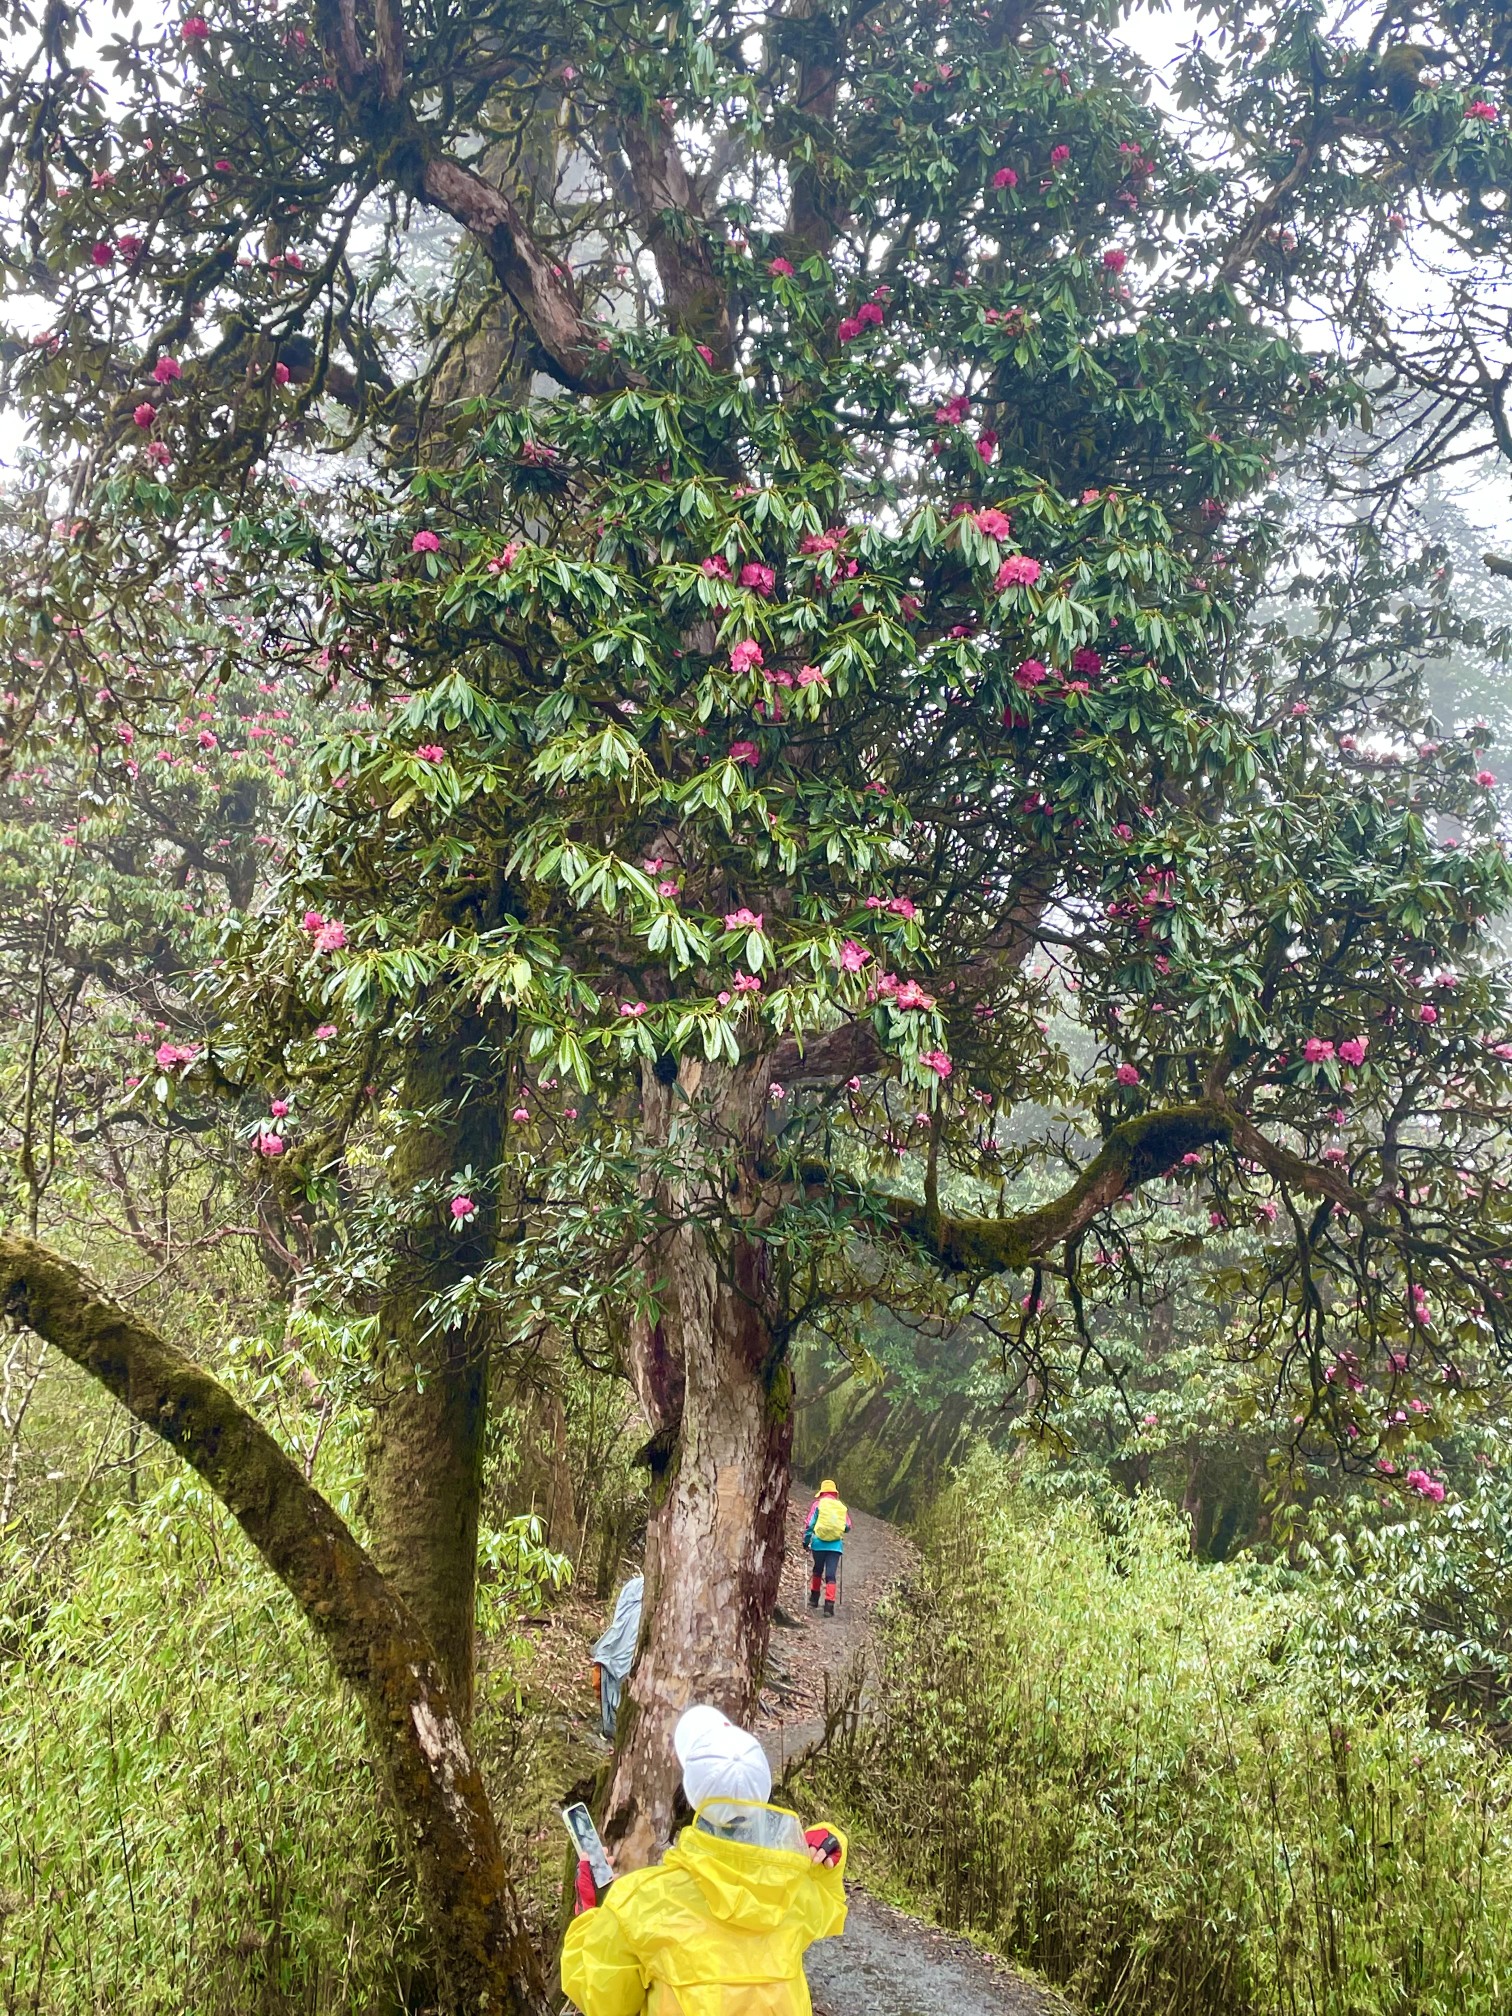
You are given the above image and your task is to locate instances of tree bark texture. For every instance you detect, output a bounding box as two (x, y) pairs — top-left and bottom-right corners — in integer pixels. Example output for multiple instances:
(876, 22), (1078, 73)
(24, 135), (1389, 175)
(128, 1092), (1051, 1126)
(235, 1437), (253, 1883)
(600, 1051), (795, 1869)
(0, 1234), (548, 2016)
(365, 1014), (503, 1722)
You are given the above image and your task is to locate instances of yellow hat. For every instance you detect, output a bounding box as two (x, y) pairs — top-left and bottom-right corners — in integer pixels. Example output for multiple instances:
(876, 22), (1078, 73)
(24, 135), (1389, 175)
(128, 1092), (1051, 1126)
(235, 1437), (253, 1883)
(819, 1478), (838, 1495)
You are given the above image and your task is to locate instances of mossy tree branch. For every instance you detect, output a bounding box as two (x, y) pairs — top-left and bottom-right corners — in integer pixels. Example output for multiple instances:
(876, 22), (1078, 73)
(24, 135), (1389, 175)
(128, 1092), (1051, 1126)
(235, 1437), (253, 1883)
(0, 1235), (548, 2016)
(882, 1102), (1238, 1272)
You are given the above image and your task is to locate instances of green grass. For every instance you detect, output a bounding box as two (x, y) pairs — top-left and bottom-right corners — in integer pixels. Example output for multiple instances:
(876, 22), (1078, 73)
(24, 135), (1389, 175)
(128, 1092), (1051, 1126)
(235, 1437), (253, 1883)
(823, 1451), (1512, 2016)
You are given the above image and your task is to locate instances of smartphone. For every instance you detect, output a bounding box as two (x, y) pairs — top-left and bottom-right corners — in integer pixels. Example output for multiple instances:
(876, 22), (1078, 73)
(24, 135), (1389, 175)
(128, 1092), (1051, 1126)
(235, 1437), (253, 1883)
(562, 1802), (615, 1891)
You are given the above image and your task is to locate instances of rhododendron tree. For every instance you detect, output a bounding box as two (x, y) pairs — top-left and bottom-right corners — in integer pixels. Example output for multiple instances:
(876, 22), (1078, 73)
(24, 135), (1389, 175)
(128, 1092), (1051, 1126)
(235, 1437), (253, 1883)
(3, 0), (1512, 2003)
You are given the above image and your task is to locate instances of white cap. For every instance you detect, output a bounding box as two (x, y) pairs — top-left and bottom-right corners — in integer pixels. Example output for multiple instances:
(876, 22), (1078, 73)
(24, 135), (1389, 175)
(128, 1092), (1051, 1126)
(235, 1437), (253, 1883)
(673, 1704), (773, 1810)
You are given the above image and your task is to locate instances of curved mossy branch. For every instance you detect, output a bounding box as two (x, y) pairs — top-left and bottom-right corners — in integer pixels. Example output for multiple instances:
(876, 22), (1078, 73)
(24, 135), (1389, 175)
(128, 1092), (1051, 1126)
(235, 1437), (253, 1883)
(881, 1102), (1238, 1273)
(0, 1235), (548, 2016)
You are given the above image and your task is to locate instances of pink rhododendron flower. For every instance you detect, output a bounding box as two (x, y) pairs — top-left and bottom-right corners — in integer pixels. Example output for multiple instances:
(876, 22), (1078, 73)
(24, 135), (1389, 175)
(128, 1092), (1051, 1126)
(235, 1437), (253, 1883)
(274, 361), (291, 385)
(270, 1099), (289, 1117)
(1050, 144), (1071, 167)
(973, 507), (1012, 539)
(1014, 658), (1048, 689)
(1303, 1038), (1334, 1064)
(935, 394), (972, 425)
(1103, 248), (1127, 271)
(411, 529), (440, 553)
(1115, 1062), (1141, 1085)
(314, 1024), (337, 1040)
(1466, 99), (1499, 120)
(1257, 1200), (1278, 1224)
(920, 1049), (952, 1077)
(314, 921), (346, 953)
(197, 728), (217, 750)
(658, 880), (679, 898)
(1420, 1004), (1439, 1024)
(487, 542), (521, 574)
(837, 316), (862, 342)
(991, 166), (1018, 189)
(155, 1041), (199, 1069)
(152, 356), (182, 384)
(1404, 1468), (1446, 1502)
(511, 1106), (530, 1123)
(995, 555), (1042, 589)
(302, 910), (325, 932)
(256, 1131), (285, 1157)
(768, 256), (794, 277)
(1338, 1036), (1367, 1066)
(133, 402), (156, 428)
(702, 555), (731, 579)
(1477, 769), (1496, 786)
(725, 907), (763, 930)
(619, 1001), (647, 1017)
(796, 664), (826, 688)
(732, 971), (762, 992)
(416, 743), (446, 763)
(181, 15), (209, 38)
(894, 980), (936, 1011)
(1071, 647), (1102, 674)
(729, 639), (763, 673)
(839, 938), (870, 972)
(856, 301), (883, 327)
(728, 739), (761, 764)
(740, 562), (776, 595)
(90, 241), (114, 266)
(451, 1195), (476, 1220)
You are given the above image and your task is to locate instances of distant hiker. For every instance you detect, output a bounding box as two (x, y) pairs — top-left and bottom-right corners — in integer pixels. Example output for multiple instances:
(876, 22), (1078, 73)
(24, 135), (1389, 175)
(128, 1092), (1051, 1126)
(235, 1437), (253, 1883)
(592, 1574), (644, 1740)
(803, 1479), (851, 1617)
(561, 1703), (847, 2015)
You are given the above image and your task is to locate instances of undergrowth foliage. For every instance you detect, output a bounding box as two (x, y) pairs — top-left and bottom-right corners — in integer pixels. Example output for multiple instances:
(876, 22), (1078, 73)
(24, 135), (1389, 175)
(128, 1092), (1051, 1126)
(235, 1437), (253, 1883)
(0, 1471), (428, 2016)
(829, 1451), (1512, 2016)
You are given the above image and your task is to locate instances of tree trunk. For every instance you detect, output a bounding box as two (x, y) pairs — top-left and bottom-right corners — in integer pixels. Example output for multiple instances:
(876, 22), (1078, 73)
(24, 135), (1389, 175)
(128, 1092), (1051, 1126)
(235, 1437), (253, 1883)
(600, 1052), (795, 1869)
(365, 1015), (503, 1722)
(0, 1234), (549, 2016)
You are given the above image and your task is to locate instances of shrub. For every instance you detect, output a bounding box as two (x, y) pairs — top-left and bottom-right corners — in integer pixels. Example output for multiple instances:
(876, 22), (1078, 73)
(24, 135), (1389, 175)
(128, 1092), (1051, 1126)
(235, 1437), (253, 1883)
(828, 1450), (1512, 2016)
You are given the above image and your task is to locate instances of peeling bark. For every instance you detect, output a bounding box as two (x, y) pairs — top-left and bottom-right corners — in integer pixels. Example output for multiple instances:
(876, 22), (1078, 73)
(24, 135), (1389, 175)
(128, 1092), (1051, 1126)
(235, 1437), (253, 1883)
(0, 1235), (548, 2016)
(601, 1053), (794, 1869)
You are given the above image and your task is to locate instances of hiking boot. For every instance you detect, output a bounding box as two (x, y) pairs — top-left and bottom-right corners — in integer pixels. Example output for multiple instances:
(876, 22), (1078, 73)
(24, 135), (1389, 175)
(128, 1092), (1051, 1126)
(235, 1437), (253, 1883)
(823, 1599), (835, 1617)
(808, 1589), (820, 1608)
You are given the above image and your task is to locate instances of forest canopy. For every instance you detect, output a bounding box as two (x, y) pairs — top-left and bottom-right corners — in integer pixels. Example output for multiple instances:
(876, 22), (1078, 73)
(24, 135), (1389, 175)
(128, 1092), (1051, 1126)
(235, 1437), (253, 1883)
(0, 0), (1511, 2006)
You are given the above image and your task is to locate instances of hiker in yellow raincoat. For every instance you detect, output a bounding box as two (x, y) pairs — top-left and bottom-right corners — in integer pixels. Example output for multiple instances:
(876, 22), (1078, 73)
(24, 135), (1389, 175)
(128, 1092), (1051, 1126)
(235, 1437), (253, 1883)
(560, 1703), (847, 2015)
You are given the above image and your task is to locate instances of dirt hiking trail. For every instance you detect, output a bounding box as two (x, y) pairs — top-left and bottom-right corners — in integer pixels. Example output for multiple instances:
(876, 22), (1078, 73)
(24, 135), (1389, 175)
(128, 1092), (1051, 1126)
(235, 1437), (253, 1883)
(753, 1483), (1065, 2016)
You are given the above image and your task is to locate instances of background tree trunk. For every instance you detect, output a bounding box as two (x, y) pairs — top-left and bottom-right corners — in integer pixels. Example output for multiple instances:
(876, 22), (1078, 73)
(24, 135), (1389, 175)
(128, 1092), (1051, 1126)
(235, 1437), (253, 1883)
(364, 1013), (504, 1723)
(600, 1053), (795, 1868)
(0, 1234), (548, 2016)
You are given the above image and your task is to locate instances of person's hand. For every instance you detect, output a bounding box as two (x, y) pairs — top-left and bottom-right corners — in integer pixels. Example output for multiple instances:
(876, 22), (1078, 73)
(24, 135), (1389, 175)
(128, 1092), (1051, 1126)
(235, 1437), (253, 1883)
(574, 1858), (599, 1914)
(804, 1828), (842, 1867)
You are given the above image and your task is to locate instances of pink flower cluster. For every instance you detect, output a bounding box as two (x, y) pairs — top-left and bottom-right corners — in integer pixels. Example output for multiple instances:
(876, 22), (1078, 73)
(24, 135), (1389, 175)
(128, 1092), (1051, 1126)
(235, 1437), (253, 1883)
(994, 555), (1042, 590)
(154, 1040), (199, 1070)
(302, 909), (346, 953)
(1403, 1468), (1446, 1502)
(837, 301), (885, 343)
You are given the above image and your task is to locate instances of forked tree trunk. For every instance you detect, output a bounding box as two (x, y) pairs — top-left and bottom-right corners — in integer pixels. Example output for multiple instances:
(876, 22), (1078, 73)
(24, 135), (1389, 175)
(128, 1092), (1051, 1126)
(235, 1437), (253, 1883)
(0, 1235), (548, 2016)
(365, 1014), (502, 1721)
(600, 1052), (795, 1869)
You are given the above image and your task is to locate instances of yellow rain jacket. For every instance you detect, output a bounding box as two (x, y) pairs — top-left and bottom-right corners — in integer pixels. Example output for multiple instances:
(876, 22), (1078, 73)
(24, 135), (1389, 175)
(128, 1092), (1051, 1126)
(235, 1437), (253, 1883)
(560, 1799), (847, 2016)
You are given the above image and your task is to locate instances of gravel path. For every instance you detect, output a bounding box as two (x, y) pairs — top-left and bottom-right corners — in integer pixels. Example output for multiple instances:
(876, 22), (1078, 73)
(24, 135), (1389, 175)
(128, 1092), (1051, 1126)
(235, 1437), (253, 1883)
(808, 1888), (1067, 2016)
(754, 1483), (1066, 2016)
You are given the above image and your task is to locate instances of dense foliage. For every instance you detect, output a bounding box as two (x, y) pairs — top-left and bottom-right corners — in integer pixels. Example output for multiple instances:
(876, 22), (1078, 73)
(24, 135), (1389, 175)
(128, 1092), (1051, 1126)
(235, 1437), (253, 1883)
(1, 0), (1512, 2002)
(830, 1452), (1512, 2016)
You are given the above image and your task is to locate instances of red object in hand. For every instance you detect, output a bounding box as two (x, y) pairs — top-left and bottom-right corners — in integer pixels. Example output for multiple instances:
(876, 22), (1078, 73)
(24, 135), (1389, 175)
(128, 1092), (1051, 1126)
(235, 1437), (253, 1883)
(575, 1859), (598, 1914)
(804, 1827), (843, 1867)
